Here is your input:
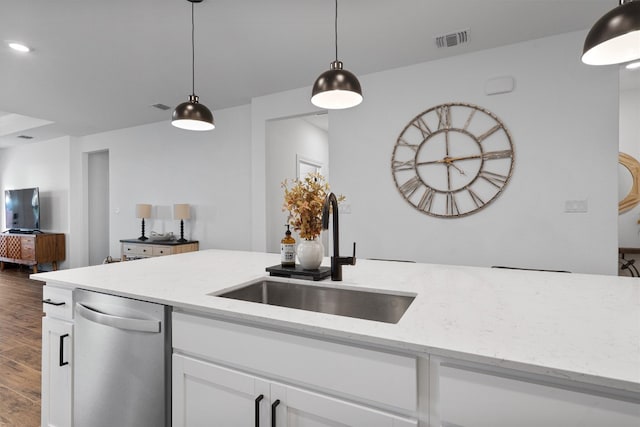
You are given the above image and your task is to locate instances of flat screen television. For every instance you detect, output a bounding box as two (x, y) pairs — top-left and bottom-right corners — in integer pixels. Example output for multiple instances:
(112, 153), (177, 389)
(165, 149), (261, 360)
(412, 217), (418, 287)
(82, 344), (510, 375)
(5, 187), (40, 232)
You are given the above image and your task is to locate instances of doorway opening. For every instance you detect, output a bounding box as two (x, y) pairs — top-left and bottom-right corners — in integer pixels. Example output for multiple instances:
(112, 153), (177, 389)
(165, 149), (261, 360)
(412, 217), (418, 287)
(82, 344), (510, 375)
(265, 113), (329, 254)
(87, 150), (109, 265)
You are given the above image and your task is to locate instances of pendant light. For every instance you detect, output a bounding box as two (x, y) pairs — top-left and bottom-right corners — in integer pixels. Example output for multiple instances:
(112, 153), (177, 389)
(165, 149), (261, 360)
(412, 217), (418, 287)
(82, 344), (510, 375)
(172, 0), (215, 131)
(311, 0), (363, 109)
(582, 0), (640, 65)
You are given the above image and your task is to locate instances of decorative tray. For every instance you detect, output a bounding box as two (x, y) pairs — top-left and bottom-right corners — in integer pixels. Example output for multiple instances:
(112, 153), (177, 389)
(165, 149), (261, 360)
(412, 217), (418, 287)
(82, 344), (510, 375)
(149, 232), (175, 242)
(265, 264), (331, 281)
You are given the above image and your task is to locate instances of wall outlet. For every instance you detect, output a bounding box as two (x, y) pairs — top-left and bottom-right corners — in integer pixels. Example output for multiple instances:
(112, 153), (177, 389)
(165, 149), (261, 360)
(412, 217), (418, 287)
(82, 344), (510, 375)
(564, 200), (588, 213)
(339, 204), (352, 214)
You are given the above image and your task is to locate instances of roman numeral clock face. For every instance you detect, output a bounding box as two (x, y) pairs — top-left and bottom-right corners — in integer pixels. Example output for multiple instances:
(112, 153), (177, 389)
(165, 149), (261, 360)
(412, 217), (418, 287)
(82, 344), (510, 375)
(392, 103), (515, 218)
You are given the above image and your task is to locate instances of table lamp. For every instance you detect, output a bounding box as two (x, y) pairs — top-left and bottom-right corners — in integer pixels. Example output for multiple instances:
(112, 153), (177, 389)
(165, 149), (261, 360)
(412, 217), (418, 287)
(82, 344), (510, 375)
(174, 204), (190, 243)
(136, 204), (152, 241)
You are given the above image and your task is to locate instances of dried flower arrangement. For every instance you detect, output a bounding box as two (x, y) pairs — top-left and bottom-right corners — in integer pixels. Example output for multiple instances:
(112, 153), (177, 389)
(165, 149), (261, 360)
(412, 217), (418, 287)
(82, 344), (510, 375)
(281, 172), (343, 240)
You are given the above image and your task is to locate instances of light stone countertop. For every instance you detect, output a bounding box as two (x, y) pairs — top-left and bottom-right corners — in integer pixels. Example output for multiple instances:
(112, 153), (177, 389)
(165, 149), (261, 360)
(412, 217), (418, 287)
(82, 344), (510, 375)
(32, 249), (640, 395)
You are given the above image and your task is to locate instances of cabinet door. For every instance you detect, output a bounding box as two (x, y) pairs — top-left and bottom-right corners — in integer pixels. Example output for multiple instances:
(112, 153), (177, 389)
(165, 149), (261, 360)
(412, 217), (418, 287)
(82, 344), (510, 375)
(438, 364), (640, 427)
(173, 354), (270, 427)
(41, 317), (73, 427)
(5, 235), (21, 258)
(271, 383), (417, 427)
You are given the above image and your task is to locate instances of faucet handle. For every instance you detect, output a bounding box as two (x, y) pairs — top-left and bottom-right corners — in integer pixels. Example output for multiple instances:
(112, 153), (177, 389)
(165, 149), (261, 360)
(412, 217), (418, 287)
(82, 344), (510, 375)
(350, 242), (357, 265)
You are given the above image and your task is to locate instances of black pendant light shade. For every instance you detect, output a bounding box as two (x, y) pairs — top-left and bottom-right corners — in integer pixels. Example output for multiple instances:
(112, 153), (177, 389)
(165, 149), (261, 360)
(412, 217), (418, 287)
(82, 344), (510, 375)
(172, 95), (214, 131)
(582, 0), (640, 65)
(172, 0), (215, 131)
(311, 0), (362, 110)
(311, 60), (363, 109)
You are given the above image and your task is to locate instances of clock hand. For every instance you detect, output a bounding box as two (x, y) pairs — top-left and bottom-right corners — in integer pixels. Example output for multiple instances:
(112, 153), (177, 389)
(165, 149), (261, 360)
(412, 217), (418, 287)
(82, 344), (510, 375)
(449, 163), (466, 176)
(415, 159), (447, 166)
(416, 155), (479, 167)
(447, 150), (513, 162)
(417, 151), (504, 168)
(445, 154), (482, 162)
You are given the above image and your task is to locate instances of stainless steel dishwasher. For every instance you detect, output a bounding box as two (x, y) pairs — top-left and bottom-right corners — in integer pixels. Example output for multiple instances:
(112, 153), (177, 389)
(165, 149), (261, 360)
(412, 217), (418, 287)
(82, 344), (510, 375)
(73, 289), (170, 427)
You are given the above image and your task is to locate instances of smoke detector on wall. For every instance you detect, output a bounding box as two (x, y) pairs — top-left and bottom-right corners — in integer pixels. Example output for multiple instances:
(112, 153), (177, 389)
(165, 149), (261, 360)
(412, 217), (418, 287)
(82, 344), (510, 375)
(435, 29), (470, 48)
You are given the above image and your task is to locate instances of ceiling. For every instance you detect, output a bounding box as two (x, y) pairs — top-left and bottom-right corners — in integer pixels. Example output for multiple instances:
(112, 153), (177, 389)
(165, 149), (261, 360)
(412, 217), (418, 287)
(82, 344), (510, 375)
(0, 0), (630, 147)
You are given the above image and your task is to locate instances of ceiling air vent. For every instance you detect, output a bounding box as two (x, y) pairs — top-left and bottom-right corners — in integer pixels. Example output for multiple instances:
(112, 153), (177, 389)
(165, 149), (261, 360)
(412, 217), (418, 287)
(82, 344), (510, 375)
(435, 29), (469, 49)
(17, 135), (34, 140)
(151, 103), (171, 111)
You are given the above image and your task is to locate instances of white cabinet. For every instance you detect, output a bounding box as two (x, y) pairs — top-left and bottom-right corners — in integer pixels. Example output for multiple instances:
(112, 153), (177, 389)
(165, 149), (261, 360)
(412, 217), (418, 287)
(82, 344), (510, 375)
(173, 354), (267, 427)
(271, 383), (417, 427)
(173, 311), (640, 427)
(41, 285), (74, 427)
(173, 354), (417, 427)
(435, 362), (640, 427)
(172, 312), (419, 427)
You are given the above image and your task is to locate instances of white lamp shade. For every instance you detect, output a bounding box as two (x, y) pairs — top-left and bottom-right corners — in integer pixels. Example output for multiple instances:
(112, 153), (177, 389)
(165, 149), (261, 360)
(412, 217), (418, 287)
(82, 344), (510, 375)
(173, 204), (191, 220)
(311, 90), (363, 110)
(136, 204), (152, 219)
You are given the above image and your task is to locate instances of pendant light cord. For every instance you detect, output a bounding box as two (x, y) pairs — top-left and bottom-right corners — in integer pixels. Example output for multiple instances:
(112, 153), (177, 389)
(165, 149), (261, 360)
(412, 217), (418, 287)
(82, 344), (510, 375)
(191, 1), (196, 96)
(334, 0), (338, 61)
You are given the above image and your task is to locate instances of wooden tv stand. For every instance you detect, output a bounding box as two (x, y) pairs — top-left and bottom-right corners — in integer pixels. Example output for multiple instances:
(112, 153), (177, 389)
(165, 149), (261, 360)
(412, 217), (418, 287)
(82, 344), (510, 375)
(0, 232), (65, 273)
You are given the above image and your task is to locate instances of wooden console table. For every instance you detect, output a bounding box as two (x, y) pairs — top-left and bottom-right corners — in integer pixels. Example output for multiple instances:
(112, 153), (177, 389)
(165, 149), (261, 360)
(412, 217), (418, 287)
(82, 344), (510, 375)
(120, 239), (199, 261)
(0, 233), (66, 273)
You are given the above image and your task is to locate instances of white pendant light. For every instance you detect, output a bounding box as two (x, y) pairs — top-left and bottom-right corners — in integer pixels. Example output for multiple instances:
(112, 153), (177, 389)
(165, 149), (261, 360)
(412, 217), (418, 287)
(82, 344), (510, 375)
(311, 0), (363, 109)
(172, 0), (215, 131)
(582, 0), (640, 66)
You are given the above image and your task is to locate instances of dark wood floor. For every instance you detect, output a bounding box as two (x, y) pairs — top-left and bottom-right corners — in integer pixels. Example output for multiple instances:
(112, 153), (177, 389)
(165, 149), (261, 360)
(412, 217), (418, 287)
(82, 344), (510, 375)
(0, 267), (43, 426)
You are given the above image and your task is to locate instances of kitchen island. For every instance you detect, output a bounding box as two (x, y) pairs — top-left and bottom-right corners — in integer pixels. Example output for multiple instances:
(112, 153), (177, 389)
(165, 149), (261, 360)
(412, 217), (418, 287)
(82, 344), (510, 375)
(34, 249), (640, 426)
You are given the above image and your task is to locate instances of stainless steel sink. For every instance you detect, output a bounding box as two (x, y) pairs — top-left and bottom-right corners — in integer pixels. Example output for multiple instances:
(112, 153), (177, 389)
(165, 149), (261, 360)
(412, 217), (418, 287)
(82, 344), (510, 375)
(212, 279), (415, 324)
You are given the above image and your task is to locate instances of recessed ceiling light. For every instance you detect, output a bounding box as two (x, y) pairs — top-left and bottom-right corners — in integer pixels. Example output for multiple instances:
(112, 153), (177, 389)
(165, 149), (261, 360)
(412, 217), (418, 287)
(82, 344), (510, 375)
(8, 42), (31, 53)
(626, 61), (640, 70)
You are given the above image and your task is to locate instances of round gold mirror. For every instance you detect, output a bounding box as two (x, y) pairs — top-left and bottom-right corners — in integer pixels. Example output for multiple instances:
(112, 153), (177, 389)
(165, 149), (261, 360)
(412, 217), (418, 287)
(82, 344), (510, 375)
(618, 152), (640, 213)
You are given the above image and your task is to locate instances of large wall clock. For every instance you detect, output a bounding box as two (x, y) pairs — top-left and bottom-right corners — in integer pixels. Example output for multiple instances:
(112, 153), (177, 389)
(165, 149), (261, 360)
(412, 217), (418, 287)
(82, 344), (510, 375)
(392, 102), (515, 218)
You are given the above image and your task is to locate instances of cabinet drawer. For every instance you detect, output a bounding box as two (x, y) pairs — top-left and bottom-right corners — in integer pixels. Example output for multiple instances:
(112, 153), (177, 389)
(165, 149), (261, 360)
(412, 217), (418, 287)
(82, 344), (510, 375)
(152, 246), (173, 256)
(21, 237), (35, 260)
(172, 312), (417, 412)
(438, 364), (640, 427)
(122, 244), (151, 257)
(21, 247), (35, 260)
(42, 285), (73, 320)
(21, 238), (35, 250)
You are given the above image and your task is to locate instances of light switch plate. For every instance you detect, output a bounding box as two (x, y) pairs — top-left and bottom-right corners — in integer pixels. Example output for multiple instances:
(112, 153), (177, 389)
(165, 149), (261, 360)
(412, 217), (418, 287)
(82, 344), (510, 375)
(564, 200), (588, 213)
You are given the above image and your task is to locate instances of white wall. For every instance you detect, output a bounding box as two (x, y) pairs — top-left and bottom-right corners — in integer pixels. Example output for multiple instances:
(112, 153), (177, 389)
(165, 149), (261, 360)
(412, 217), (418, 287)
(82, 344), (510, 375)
(252, 31), (619, 275)
(74, 104), (252, 259)
(0, 136), (71, 269)
(265, 116), (329, 253)
(618, 87), (640, 253)
(0, 31), (621, 275)
(251, 89), (324, 251)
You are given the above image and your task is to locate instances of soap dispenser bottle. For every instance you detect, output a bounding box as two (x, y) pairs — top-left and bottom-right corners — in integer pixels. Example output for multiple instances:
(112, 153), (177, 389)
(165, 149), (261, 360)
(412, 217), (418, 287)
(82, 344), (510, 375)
(280, 225), (296, 268)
